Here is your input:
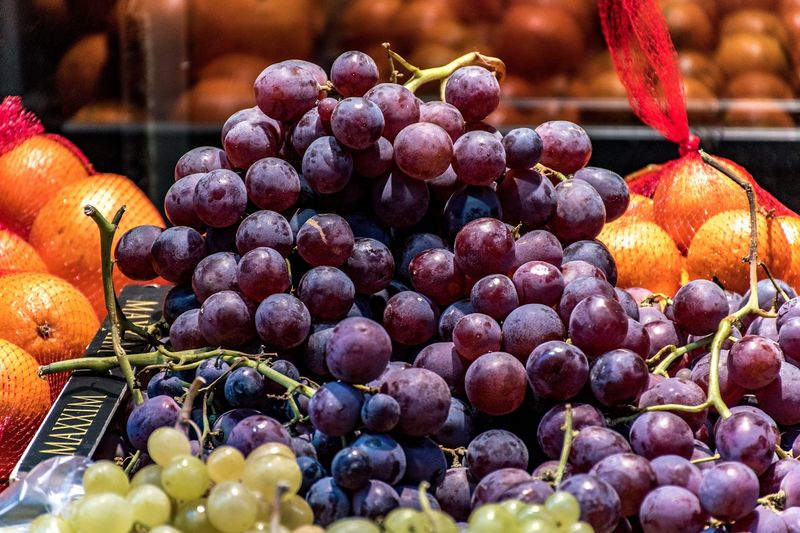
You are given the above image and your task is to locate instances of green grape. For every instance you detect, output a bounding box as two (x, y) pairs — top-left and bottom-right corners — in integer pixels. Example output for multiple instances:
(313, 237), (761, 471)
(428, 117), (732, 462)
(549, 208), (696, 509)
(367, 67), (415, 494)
(468, 504), (515, 533)
(148, 426), (192, 466)
(173, 499), (220, 533)
(246, 523), (290, 533)
(516, 504), (556, 527)
(567, 522), (593, 533)
(131, 464), (163, 488)
(161, 454), (210, 501)
(292, 526), (325, 533)
(501, 499), (527, 515)
(426, 510), (459, 533)
(126, 484), (172, 527)
(326, 518), (381, 533)
(82, 460), (130, 495)
(149, 527), (183, 533)
(545, 491), (581, 526)
(57, 500), (81, 526)
(241, 454), (301, 500)
(207, 445), (246, 483)
(207, 481), (258, 533)
(246, 442), (296, 463)
(29, 514), (74, 533)
(517, 517), (556, 533)
(279, 493), (314, 529)
(76, 494), (134, 533)
(383, 508), (423, 532)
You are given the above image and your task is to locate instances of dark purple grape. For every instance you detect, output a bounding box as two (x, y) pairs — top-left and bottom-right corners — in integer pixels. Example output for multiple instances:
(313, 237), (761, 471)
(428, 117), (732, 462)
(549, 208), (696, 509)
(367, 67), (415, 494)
(317, 97), (337, 121)
(550, 179), (606, 244)
(590, 348), (649, 406)
(639, 486), (706, 533)
(443, 185), (502, 240)
(331, 447), (372, 491)
(223, 120), (279, 170)
(428, 165), (461, 203)
(397, 233), (445, 280)
(350, 433), (406, 486)
(436, 468), (474, 521)
(193, 169), (247, 228)
(471, 468), (532, 508)
(502, 127), (543, 170)
(360, 394), (400, 433)
(690, 351), (746, 407)
(559, 474), (621, 533)
(432, 398), (474, 448)
(760, 458), (800, 495)
(326, 317), (391, 383)
(223, 367), (266, 409)
(573, 167), (629, 222)
(221, 106), (283, 147)
(383, 291), (439, 345)
(371, 169), (430, 229)
(535, 121), (592, 174)
(444, 66), (500, 122)
(569, 295), (629, 356)
(496, 480), (553, 505)
(561, 260), (607, 284)
(512, 260), (564, 307)
(301, 136), (353, 194)
(742, 278), (797, 314)
(151, 226), (206, 283)
(650, 455), (701, 498)
(395, 123), (455, 183)
(569, 426), (632, 473)
(308, 382), (363, 437)
(620, 318), (651, 357)
(630, 411), (694, 459)
(715, 411), (777, 475)
(255, 293), (311, 350)
(162, 283), (199, 325)
(342, 238), (394, 295)
(191, 251), (238, 302)
(210, 408), (260, 447)
(198, 290), (255, 347)
(558, 276), (616, 323)
(351, 480), (400, 519)
(778, 297), (800, 331)
(291, 108), (328, 156)
(514, 230), (563, 268)
(306, 477), (350, 527)
(452, 313), (502, 361)
(469, 274), (518, 321)
(590, 453), (657, 516)
(538, 403), (605, 459)
(779, 316), (800, 361)
(298, 456), (326, 496)
(331, 97), (385, 150)
(732, 506), (787, 533)
(174, 146), (231, 180)
(227, 414), (291, 456)
(169, 309), (205, 351)
(413, 342), (467, 396)
(438, 299), (474, 342)
(330, 50), (378, 96)
(614, 287), (640, 320)
(466, 429), (528, 481)
(400, 436), (448, 487)
(638, 377), (708, 432)
(381, 367), (451, 436)
(254, 61), (320, 121)
(644, 319), (683, 357)
(195, 357), (230, 386)
(363, 83), (420, 141)
(296, 214), (354, 267)
(454, 217), (515, 278)
(406, 248), (466, 306)
(502, 304), (564, 361)
(397, 487), (441, 511)
(296, 266), (354, 321)
(464, 351), (526, 416)
(527, 340), (588, 400)
(146, 371), (184, 399)
(244, 157), (300, 212)
(126, 395), (181, 450)
(235, 210), (292, 257)
(562, 239), (618, 285)
(497, 168), (556, 228)
(204, 223), (238, 255)
(700, 461), (759, 521)
(671, 279), (729, 335)
(352, 137), (394, 178)
(419, 101), (465, 143)
(451, 131), (506, 186)
(728, 334), (785, 390)
(164, 173), (206, 231)
(236, 247), (290, 302)
(115, 225), (162, 281)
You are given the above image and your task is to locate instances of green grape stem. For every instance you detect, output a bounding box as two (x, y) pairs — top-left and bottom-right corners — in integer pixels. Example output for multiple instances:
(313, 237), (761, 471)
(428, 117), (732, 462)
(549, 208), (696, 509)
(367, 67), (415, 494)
(553, 404), (574, 486)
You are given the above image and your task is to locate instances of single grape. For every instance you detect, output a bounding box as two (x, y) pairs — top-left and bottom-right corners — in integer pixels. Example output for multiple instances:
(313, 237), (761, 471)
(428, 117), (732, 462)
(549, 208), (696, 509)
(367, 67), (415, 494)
(325, 316), (391, 383)
(352, 137), (394, 178)
(126, 484), (171, 528)
(306, 477), (351, 526)
(715, 411), (776, 475)
(332, 447), (373, 491)
(649, 455), (702, 494)
(443, 185), (502, 240)
(527, 340), (589, 400)
(514, 230), (563, 268)
(147, 426), (191, 466)
(569, 426), (632, 472)
(291, 107), (329, 156)
(207, 481), (258, 533)
(371, 169), (430, 229)
(298, 456), (326, 496)
(470, 274), (519, 321)
(206, 445), (245, 483)
(452, 313), (502, 361)
(114, 225), (162, 281)
(464, 351), (527, 415)
(436, 467), (474, 521)
(244, 157), (301, 212)
(560, 260), (607, 285)
(343, 238), (394, 295)
(589, 348), (648, 406)
(699, 461), (759, 521)
(381, 367), (451, 436)
(502, 127), (543, 169)
(297, 266), (355, 321)
(497, 168), (557, 228)
(535, 121), (592, 174)
(672, 279), (729, 335)
(127, 395), (181, 450)
(254, 61), (320, 121)
(466, 429), (529, 481)
(638, 377), (708, 432)
(562, 240), (618, 286)
(361, 393), (401, 433)
(192, 251), (239, 302)
(394, 122), (453, 181)
(193, 169), (248, 228)
(151, 226), (206, 283)
(351, 480), (401, 520)
(550, 179), (606, 244)
(467, 502), (515, 532)
(451, 131), (506, 186)
(732, 507), (788, 533)
(538, 403), (605, 459)
(363, 83), (420, 141)
(513, 260), (564, 307)
(639, 486), (706, 533)
(161, 454), (210, 501)
(444, 66), (500, 122)
(308, 382), (363, 437)
(400, 436), (448, 487)
(558, 276), (616, 323)
(383, 291), (439, 345)
(242, 452), (302, 500)
(331, 97), (385, 150)
(433, 397), (475, 448)
(147, 369), (186, 398)
(454, 217), (515, 278)
(221, 106), (283, 147)
(590, 453), (657, 517)
(302, 136), (353, 194)
(223, 120), (279, 170)
(174, 146), (231, 179)
(235, 210), (293, 257)
(75, 493), (134, 533)
(198, 290), (255, 347)
(351, 433), (407, 486)
(331, 51), (379, 97)
(172, 498), (217, 532)
(558, 474), (621, 533)
(419, 101), (465, 142)
(502, 304), (565, 361)
(236, 247), (290, 302)
(408, 248), (467, 306)
(413, 341), (467, 396)
(255, 293), (311, 350)
(83, 460), (130, 496)
(224, 368), (266, 409)
(572, 167), (629, 222)
(227, 414), (291, 456)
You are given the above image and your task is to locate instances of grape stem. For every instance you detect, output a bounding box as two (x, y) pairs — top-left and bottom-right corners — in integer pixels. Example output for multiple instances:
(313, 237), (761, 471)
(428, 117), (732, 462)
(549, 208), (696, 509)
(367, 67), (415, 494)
(760, 261), (790, 306)
(690, 453), (720, 464)
(534, 163), (568, 183)
(382, 42), (506, 94)
(553, 404), (574, 486)
(647, 334), (715, 376)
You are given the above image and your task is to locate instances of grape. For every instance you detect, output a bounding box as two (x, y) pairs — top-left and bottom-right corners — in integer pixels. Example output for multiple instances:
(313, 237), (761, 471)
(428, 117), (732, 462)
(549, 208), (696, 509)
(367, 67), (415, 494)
(306, 478), (351, 526)
(127, 395), (181, 450)
(383, 291), (439, 345)
(351, 433), (406, 486)
(512, 260), (564, 307)
(466, 429), (529, 481)
(742, 278), (796, 313)
(75, 493), (134, 533)
(497, 169), (557, 228)
(732, 507), (788, 533)
(302, 136), (353, 194)
(550, 180), (606, 243)
(408, 248), (467, 306)
(308, 382), (363, 437)
(569, 295), (628, 356)
(172, 499), (216, 532)
(253, 293), (311, 349)
(381, 367), (451, 436)
(466, 275), (516, 321)
(372, 169), (430, 228)
(224, 367), (266, 409)
(538, 404), (605, 459)
(557, 276), (616, 323)
(331, 51), (379, 97)
(443, 185), (503, 240)
(561, 260), (607, 285)
(148, 426), (191, 467)
(558, 474), (621, 533)
(436, 467), (475, 521)
(165, 174), (206, 231)
(644, 319), (683, 357)
(589, 348), (648, 406)
(780, 316), (800, 360)
(452, 313), (502, 361)
(292, 108), (329, 156)
(235, 246), (289, 301)
(361, 393), (401, 433)
(649, 455), (702, 494)
(351, 480), (400, 520)
(451, 131), (506, 186)
(331, 97), (385, 150)
(191, 251), (239, 302)
(221, 106), (283, 146)
(502, 127), (543, 170)
(151, 226), (206, 283)
(497, 480), (553, 505)
(207, 481), (258, 533)
(515, 230), (563, 268)
(438, 299), (473, 342)
(397, 487), (443, 512)
(297, 266), (355, 321)
(83, 460), (129, 496)
(569, 426), (632, 472)
(590, 453), (657, 516)
(527, 340), (589, 400)
(672, 279), (729, 335)
(332, 447), (373, 491)
(192, 169), (247, 228)
(210, 408), (260, 446)
(755, 362), (800, 425)
(244, 157), (301, 212)
(114, 225), (162, 281)
(147, 370), (185, 398)
(206, 445), (245, 483)
(502, 304), (564, 361)
(444, 66), (500, 122)
(352, 137), (394, 178)
(296, 214), (354, 267)
(454, 217), (515, 278)
(613, 288), (639, 320)
(223, 119), (280, 170)
(419, 101), (465, 142)
(433, 397), (475, 448)
(162, 284), (199, 326)
(760, 458), (800, 495)
(227, 414), (291, 456)
(325, 317), (391, 383)
(639, 486), (706, 533)
(198, 290), (255, 347)
(235, 210), (292, 256)
(464, 351), (527, 415)
(393, 122), (454, 181)
(161, 455), (210, 501)
(343, 238), (394, 295)
(620, 318), (651, 357)
(535, 121), (592, 174)
(572, 167), (630, 222)
(414, 342), (467, 395)
(782, 467), (800, 507)
(175, 146), (231, 179)
(400, 436), (448, 487)
(318, 97), (337, 122)
(364, 83), (421, 141)
(778, 297), (800, 331)
(165, 308), (205, 352)
(699, 461), (759, 521)
(124, 484), (171, 528)
(397, 233), (445, 280)
(562, 240), (618, 285)
(638, 377), (708, 432)
(715, 411), (776, 475)
(298, 456), (326, 496)
(254, 61), (320, 121)
(243, 452), (301, 500)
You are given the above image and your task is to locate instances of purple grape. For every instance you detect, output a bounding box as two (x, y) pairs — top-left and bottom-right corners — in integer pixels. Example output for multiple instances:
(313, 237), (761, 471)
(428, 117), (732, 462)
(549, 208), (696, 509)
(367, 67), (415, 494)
(715, 411), (777, 475)
(223, 119), (279, 170)
(451, 131), (506, 186)
(527, 340), (588, 400)
(514, 230), (563, 267)
(244, 157), (300, 212)
(254, 61), (320, 121)
(700, 461), (759, 521)
(371, 169), (430, 228)
(466, 429), (528, 481)
(331, 97), (385, 150)
(443, 185), (503, 240)
(590, 453), (657, 516)
(452, 313), (502, 361)
(620, 318), (651, 357)
(381, 367), (451, 436)
(308, 382), (363, 437)
(393, 122), (453, 181)
(569, 426), (632, 473)
(221, 106), (283, 147)
(306, 477), (350, 526)
(782, 466), (800, 507)
(742, 278), (797, 314)
(590, 348), (649, 406)
(295, 266), (354, 321)
(360, 394), (400, 433)
(169, 309), (205, 351)
(630, 411), (695, 459)
(454, 217), (515, 278)
(432, 398), (474, 448)
(535, 120), (592, 174)
(255, 293), (311, 350)
(413, 342), (467, 396)
(562, 239), (618, 286)
(164, 173), (205, 230)
(550, 179), (606, 244)
(325, 317), (391, 383)
(115, 225), (162, 281)
(352, 433), (406, 485)
(198, 290), (255, 347)
(471, 468), (532, 508)
(559, 474), (621, 533)
(502, 303), (564, 361)
(496, 480), (553, 505)
(419, 101), (465, 143)
(192, 169), (247, 228)
(639, 486), (706, 533)
(444, 66), (500, 122)
(174, 146), (231, 180)
(400, 436), (447, 487)
(650, 455), (702, 494)
(558, 276), (616, 323)
(339, 238), (394, 295)
(223, 367), (266, 409)
(209, 408), (260, 447)
(235, 210), (292, 257)
(778, 297), (800, 331)
(204, 223), (239, 255)
(614, 287), (640, 320)
(573, 167), (630, 222)
(436, 468), (474, 521)
(397, 487), (441, 511)
(408, 248), (467, 306)
(561, 260), (607, 284)
(538, 403), (606, 459)
(227, 414), (291, 456)
(756, 361), (800, 426)
(638, 377), (708, 431)
(779, 316), (800, 360)
(497, 168), (556, 228)
(191, 251), (238, 302)
(151, 226), (206, 283)
(644, 319), (683, 358)
(301, 136), (353, 194)
(671, 279), (729, 335)
(330, 51), (379, 97)
(162, 284), (199, 325)
(469, 274), (518, 321)
(464, 351), (526, 416)
(363, 83), (420, 141)
(502, 127), (543, 170)
(351, 480), (400, 519)
(760, 458), (800, 495)
(291, 108), (328, 156)
(439, 299), (474, 342)
(236, 247), (290, 302)
(352, 137), (394, 178)
(512, 260), (564, 307)
(195, 357), (230, 385)
(146, 371), (184, 399)
(126, 395), (181, 450)
(383, 291), (438, 345)
(296, 214), (354, 267)
(332, 447), (372, 491)
(732, 506), (788, 533)
(569, 295), (629, 356)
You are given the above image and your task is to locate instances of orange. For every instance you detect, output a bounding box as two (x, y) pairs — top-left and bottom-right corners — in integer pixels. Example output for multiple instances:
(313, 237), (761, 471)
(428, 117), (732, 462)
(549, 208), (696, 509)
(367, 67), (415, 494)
(686, 210), (791, 293)
(778, 216), (800, 289)
(0, 227), (48, 274)
(0, 136), (91, 237)
(624, 193), (656, 223)
(597, 220), (683, 296)
(28, 174), (165, 317)
(652, 152), (750, 253)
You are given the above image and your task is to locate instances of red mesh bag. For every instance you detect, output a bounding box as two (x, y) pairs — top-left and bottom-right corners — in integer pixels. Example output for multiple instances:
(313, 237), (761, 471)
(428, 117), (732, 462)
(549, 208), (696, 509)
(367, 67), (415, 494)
(597, 0), (800, 294)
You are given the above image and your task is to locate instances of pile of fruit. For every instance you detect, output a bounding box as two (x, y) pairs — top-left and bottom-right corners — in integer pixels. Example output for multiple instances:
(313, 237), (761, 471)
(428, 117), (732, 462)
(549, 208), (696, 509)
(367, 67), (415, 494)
(9, 45), (800, 533)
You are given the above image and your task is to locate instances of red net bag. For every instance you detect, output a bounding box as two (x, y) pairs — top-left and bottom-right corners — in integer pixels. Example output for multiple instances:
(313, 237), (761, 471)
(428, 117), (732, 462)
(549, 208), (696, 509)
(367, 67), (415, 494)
(597, 0), (800, 295)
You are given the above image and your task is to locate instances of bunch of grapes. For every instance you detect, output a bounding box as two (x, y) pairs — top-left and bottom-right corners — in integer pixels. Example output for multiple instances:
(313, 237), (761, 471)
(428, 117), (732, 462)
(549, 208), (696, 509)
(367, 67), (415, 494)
(32, 45), (800, 533)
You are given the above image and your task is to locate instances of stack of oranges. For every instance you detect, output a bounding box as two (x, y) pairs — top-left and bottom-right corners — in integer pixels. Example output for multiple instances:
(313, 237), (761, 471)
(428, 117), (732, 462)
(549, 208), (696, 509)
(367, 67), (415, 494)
(598, 151), (800, 296)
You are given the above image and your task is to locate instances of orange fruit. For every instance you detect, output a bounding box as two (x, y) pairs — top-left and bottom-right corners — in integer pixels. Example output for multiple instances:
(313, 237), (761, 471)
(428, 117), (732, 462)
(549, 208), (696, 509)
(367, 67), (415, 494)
(0, 136), (91, 237)
(652, 152), (750, 253)
(624, 193), (656, 223)
(28, 173), (165, 317)
(686, 210), (791, 293)
(778, 216), (800, 289)
(597, 220), (683, 296)
(0, 227), (48, 274)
